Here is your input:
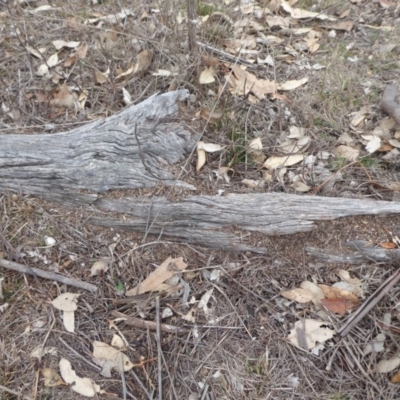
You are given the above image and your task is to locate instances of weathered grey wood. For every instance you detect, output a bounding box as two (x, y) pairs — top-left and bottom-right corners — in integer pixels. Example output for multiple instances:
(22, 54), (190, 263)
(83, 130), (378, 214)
(4, 89), (400, 253)
(0, 90), (198, 196)
(89, 216), (268, 253)
(306, 241), (400, 264)
(86, 193), (400, 252)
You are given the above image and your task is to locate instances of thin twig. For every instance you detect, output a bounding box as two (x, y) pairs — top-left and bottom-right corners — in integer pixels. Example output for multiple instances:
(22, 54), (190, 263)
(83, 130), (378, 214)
(156, 296), (162, 400)
(197, 41), (257, 68)
(339, 268), (400, 336)
(130, 369), (151, 400)
(32, 313), (56, 400)
(58, 337), (101, 371)
(111, 310), (187, 335)
(119, 353), (127, 400)
(211, 283), (254, 340)
(0, 259), (98, 293)
(0, 384), (33, 400)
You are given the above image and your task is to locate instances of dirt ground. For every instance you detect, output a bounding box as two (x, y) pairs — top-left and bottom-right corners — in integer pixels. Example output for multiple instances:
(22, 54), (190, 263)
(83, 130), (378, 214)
(1, 0), (400, 399)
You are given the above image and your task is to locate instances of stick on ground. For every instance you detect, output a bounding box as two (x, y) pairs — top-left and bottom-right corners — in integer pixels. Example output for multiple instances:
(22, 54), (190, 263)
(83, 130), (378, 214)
(0, 259), (98, 293)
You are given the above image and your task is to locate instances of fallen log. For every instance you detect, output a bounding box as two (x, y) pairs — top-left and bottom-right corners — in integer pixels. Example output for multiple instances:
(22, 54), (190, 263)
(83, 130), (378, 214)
(2, 90), (400, 252)
(0, 89), (198, 200)
(88, 193), (400, 253)
(306, 241), (400, 264)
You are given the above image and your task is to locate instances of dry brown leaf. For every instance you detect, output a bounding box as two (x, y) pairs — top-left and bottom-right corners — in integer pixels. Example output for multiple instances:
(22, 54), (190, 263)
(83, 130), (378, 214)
(287, 319), (335, 351)
(332, 145), (359, 161)
(111, 334), (126, 349)
(242, 179), (265, 189)
(318, 285), (358, 302)
(72, 377), (104, 397)
(63, 54), (78, 68)
(281, 1), (336, 20)
(248, 137), (262, 150)
(391, 370), (400, 383)
(90, 258), (111, 276)
(201, 55), (220, 67)
(293, 181), (311, 192)
(215, 166), (233, 182)
(52, 292), (79, 333)
(126, 257), (188, 296)
(52, 40), (80, 50)
(339, 9), (351, 18)
(198, 142), (223, 153)
(306, 37), (319, 53)
(135, 49), (153, 75)
(92, 340), (134, 377)
(50, 85), (76, 109)
(36, 64), (49, 77)
(75, 42), (88, 59)
(320, 298), (357, 316)
(41, 368), (66, 387)
(379, 0), (392, 8)
(281, 288), (314, 303)
(335, 270), (363, 297)
(388, 139), (400, 149)
(59, 358), (77, 384)
(116, 65), (135, 80)
(95, 70), (108, 84)
(26, 45), (46, 59)
(364, 135), (381, 153)
(265, 16), (290, 29)
(278, 77), (308, 91)
(380, 241), (397, 249)
(229, 65), (276, 99)
(263, 154), (305, 170)
(199, 67), (216, 84)
(331, 21), (354, 32)
(52, 293), (79, 312)
(377, 355), (400, 373)
(197, 147), (206, 171)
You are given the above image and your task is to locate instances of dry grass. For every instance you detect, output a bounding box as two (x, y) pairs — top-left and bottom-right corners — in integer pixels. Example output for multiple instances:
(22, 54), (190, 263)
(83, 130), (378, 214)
(2, 0), (400, 399)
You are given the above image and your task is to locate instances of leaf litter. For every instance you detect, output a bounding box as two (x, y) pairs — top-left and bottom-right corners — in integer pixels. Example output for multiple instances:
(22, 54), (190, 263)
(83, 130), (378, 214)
(2, 0), (400, 398)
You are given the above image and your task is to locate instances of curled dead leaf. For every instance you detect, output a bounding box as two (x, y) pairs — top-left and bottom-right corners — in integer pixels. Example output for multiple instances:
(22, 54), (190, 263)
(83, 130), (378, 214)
(197, 146), (206, 171)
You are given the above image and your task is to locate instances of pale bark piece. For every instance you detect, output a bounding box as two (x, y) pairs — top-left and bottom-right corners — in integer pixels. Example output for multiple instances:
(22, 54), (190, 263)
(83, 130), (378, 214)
(0, 90), (198, 199)
(126, 257), (187, 296)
